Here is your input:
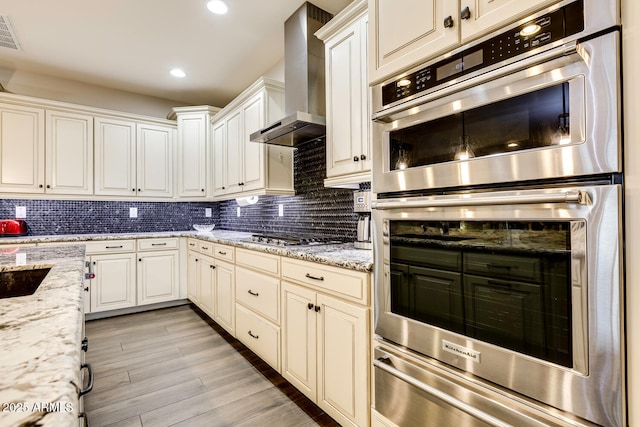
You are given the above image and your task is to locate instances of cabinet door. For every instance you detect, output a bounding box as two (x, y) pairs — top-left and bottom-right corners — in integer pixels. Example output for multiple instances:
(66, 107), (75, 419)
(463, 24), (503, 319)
(368, 0), (460, 84)
(137, 250), (179, 305)
(241, 92), (265, 192)
(212, 120), (228, 196)
(45, 110), (94, 195)
(83, 256), (91, 314)
(137, 123), (173, 197)
(90, 253), (136, 312)
(459, 0), (558, 42)
(326, 16), (368, 178)
(0, 104), (45, 193)
(199, 256), (216, 317)
(214, 260), (235, 335)
(281, 282), (317, 401)
(317, 293), (369, 427)
(187, 252), (201, 304)
(177, 113), (207, 197)
(94, 117), (137, 196)
(225, 110), (243, 194)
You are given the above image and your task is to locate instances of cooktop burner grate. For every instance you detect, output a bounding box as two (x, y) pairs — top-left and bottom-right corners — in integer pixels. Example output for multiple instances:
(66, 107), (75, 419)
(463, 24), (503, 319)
(250, 234), (342, 246)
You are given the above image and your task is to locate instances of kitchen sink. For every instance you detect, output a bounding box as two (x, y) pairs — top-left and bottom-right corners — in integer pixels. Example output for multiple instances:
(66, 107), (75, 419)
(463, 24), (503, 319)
(0, 266), (52, 299)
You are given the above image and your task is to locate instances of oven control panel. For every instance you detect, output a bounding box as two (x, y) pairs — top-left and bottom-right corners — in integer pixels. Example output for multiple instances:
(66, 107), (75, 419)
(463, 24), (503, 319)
(382, 0), (584, 106)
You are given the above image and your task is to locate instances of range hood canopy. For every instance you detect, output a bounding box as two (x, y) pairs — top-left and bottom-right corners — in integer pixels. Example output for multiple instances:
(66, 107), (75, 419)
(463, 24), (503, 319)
(250, 2), (332, 147)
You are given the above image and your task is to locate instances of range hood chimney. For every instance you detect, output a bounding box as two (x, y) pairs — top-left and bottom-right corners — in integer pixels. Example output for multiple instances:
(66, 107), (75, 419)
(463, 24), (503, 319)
(250, 2), (332, 146)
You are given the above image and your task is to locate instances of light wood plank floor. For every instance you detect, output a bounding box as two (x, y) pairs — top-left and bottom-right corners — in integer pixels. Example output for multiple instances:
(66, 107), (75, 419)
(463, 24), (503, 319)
(84, 304), (340, 427)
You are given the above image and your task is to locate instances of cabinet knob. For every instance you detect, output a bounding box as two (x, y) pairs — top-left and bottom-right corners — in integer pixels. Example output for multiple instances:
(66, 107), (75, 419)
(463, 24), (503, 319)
(360, 154), (367, 160)
(444, 15), (454, 28)
(132, 188), (136, 192)
(201, 189), (205, 192)
(210, 265), (216, 269)
(46, 184), (51, 188)
(39, 184), (44, 188)
(222, 186), (226, 190)
(138, 188), (141, 192)
(308, 303), (314, 310)
(353, 156), (359, 162)
(461, 6), (471, 20)
(314, 305), (321, 313)
(138, 258), (142, 262)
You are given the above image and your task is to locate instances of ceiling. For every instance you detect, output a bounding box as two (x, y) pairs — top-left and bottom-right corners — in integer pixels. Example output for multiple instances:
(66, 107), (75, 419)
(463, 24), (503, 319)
(0, 0), (351, 107)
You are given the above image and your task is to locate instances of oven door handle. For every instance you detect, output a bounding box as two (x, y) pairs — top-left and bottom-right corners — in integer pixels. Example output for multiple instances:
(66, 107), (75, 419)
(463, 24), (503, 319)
(374, 358), (512, 427)
(371, 191), (588, 210)
(372, 42), (578, 123)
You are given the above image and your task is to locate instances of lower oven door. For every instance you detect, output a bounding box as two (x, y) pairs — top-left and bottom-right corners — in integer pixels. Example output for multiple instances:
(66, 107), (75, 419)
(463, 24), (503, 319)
(372, 184), (624, 426)
(373, 345), (597, 427)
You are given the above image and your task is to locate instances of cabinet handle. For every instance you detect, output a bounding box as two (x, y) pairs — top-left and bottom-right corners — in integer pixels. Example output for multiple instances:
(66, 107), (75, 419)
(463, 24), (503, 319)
(353, 156), (359, 162)
(202, 246), (209, 250)
(444, 15), (454, 28)
(79, 363), (94, 396)
(105, 245), (123, 249)
(151, 243), (167, 246)
(360, 154), (367, 160)
(84, 286), (89, 292)
(79, 412), (88, 427)
(247, 330), (259, 339)
(308, 303), (314, 310)
(461, 6), (471, 20)
(248, 289), (259, 297)
(486, 263), (513, 270)
(314, 305), (321, 313)
(305, 273), (324, 281)
(218, 251), (227, 255)
(189, 243), (196, 247)
(81, 337), (88, 352)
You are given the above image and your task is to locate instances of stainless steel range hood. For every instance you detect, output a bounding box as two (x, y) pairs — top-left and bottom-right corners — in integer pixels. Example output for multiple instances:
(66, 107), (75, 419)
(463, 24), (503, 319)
(250, 2), (332, 147)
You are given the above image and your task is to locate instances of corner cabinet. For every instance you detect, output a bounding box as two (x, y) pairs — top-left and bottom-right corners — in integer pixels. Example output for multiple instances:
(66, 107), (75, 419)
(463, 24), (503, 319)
(172, 106), (221, 198)
(368, 0), (561, 85)
(211, 77), (294, 199)
(317, 0), (371, 188)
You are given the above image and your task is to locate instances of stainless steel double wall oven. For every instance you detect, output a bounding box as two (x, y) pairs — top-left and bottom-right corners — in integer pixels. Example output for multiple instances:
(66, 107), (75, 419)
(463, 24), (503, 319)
(371, 1), (624, 426)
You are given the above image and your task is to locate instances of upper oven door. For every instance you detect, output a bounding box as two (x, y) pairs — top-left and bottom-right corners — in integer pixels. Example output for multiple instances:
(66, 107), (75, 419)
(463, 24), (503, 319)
(371, 30), (620, 194)
(371, 184), (624, 427)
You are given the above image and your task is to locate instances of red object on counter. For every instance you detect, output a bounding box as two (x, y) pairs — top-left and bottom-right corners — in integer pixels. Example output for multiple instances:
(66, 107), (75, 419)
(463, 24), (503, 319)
(0, 219), (28, 236)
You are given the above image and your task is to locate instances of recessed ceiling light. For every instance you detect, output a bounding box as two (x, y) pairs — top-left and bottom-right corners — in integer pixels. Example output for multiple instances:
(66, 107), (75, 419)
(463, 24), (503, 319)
(170, 68), (186, 78)
(206, 0), (229, 14)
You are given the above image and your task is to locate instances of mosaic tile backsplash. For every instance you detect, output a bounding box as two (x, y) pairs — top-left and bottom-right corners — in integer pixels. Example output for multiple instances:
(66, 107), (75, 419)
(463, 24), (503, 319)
(0, 137), (363, 240)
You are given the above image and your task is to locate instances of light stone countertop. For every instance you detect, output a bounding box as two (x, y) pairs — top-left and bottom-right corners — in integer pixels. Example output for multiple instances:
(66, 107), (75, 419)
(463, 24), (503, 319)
(0, 245), (86, 427)
(0, 230), (374, 272)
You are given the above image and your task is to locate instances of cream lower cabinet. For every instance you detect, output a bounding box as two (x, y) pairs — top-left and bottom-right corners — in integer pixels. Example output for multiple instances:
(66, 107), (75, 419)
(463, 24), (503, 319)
(281, 258), (370, 427)
(89, 252), (137, 312)
(235, 248), (282, 371)
(213, 252), (235, 335)
(136, 238), (180, 306)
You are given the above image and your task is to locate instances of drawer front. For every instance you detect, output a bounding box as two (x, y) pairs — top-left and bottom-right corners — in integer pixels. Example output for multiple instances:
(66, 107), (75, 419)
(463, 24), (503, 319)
(464, 252), (542, 283)
(187, 238), (199, 251)
(235, 304), (280, 372)
(235, 248), (280, 276)
(137, 237), (179, 251)
(236, 266), (280, 323)
(214, 244), (235, 263)
(84, 240), (136, 254)
(197, 240), (215, 256)
(281, 258), (369, 305)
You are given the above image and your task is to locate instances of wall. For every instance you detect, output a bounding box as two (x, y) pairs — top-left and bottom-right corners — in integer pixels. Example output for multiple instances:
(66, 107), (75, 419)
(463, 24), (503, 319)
(0, 138), (360, 240)
(622, 0), (638, 425)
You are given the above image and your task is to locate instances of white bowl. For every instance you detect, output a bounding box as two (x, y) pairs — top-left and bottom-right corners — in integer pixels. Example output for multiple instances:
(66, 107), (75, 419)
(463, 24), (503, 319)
(193, 224), (215, 233)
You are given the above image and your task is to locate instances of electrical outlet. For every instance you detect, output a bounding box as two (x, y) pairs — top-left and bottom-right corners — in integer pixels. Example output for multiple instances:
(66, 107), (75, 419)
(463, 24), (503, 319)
(205, 208), (212, 218)
(129, 207), (138, 218)
(278, 204), (284, 217)
(15, 206), (26, 218)
(237, 207), (241, 217)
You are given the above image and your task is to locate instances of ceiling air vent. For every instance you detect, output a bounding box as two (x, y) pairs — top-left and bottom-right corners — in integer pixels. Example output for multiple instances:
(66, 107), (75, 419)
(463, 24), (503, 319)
(0, 16), (21, 51)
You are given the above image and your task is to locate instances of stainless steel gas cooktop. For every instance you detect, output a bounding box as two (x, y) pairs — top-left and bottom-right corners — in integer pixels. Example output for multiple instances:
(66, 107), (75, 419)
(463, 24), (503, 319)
(250, 234), (342, 247)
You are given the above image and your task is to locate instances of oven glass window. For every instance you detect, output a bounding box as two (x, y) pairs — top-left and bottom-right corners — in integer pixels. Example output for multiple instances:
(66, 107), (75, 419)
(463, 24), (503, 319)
(389, 220), (573, 368)
(389, 82), (570, 171)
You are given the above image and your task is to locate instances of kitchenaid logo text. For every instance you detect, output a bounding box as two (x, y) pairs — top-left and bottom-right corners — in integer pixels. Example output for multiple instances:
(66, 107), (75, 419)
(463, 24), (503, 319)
(442, 340), (481, 363)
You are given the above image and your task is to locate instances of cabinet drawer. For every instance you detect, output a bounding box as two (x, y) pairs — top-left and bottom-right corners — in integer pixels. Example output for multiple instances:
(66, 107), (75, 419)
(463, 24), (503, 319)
(137, 237), (179, 251)
(84, 240), (136, 254)
(281, 258), (369, 305)
(236, 266), (280, 324)
(235, 304), (280, 371)
(214, 244), (235, 262)
(236, 248), (280, 276)
(197, 240), (215, 256)
(464, 252), (542, 283)
(187, 238), (199, 251)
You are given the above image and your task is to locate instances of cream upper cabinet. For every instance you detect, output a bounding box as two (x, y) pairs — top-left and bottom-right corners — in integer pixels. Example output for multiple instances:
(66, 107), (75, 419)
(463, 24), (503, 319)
(459, 0), (559, 42)
(0, 103), (45, 193)
(0, 104), (93, 194)
(317, 0), (371, 188)
(45, 110), (94, 195)
(211, 77), (293, 199)
(369, 0), (562, 84)
(95, 118), (174, 198)
(173, 106), (221, 198)
(368, 0), (459, 85)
